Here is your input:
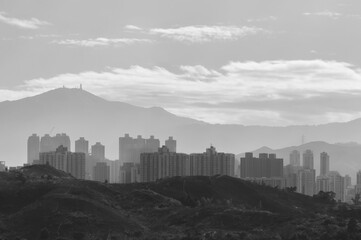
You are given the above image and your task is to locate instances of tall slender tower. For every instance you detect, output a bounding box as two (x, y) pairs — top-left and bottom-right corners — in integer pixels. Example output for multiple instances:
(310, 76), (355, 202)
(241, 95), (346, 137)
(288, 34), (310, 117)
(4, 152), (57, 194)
(91, 142), (105, 162)
(145, 135), (160, 152)
(289, 150), (300, 166)
(165, 136), (177, 152)
(119, 134), (134, 164)
(320, 152), (330, 176)
(27, 134), (40, 164)
(303, 149), (314, 169)
(75, 137), (89, 154)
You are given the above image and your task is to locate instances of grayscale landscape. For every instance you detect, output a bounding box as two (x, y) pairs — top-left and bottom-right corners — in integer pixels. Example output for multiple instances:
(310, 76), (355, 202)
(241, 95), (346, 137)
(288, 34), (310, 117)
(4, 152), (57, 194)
(1, 0), (361, 239)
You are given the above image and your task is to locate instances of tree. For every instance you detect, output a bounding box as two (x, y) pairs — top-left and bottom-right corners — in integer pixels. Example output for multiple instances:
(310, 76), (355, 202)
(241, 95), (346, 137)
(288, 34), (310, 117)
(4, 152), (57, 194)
(348, 218), (358, 233)
(285, 186), (297, 192)
(313, 191), (336, 204)
(352, 193), (361, 205)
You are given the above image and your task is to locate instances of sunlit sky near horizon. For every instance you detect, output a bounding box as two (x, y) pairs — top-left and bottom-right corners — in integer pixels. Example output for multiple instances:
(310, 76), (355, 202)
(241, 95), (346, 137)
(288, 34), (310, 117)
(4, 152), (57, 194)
(1, 0), (361, 126)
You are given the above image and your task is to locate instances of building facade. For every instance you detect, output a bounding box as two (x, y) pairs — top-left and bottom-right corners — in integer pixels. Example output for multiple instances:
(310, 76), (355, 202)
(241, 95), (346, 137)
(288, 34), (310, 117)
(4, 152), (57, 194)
(91, 142), (105, 162)
(297, 168), (316, 196)
(75, 137), (89, 154)
(165, 136), (177, 152)
(140, 146), (189, 182)
(289, 150), (300, 166)
(320, 152), (330, 176)
(39, 145), (85, 179)
(27, 134), (40, 164)
(240, 152), (283, 179)
(93, 162), (110, 182)
(190, 146), (235, 177)
(302, 149), (314, 170)
(328, 171), (345, 202)
(40, 133), (71, 153)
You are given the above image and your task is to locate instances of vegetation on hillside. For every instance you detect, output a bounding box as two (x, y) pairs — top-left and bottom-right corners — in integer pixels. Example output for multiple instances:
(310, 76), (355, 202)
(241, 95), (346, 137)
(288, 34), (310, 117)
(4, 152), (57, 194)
(0, 165), (360, 240)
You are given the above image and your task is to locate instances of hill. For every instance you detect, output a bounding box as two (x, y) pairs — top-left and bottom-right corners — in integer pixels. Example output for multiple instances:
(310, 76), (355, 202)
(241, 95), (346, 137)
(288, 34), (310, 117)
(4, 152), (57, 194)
(3, 88), (361, 166)
(237, 141), (361, 179)
(0, 165), (360, 240)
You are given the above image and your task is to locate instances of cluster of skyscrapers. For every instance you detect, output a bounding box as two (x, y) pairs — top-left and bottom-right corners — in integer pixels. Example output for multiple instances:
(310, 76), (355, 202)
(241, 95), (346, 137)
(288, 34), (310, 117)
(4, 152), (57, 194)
(27, 133), (236, 184)
(140, 145), (235, 182)
(25, 133), (358, 203)
(240, 152), (284, 188)
(283, 150), (348, 202)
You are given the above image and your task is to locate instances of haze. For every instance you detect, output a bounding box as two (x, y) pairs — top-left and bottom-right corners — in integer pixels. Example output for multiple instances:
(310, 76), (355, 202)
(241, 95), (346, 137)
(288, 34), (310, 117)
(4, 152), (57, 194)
(1, 0), (361, 126)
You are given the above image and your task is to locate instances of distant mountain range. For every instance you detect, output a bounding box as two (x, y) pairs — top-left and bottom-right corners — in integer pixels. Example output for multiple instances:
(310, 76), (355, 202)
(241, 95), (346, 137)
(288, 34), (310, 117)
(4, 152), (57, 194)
(237, 141), (361, 181)
(2, 87), (361, 168)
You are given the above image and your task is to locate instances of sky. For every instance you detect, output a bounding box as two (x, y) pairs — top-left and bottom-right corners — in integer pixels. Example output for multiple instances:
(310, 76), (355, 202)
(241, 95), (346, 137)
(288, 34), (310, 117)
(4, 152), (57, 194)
(1, 0), (361, 126)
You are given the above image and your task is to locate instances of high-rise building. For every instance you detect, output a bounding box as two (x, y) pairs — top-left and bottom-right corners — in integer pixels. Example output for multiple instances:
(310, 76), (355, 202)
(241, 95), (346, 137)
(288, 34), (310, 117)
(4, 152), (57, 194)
(297, 168), (316, 196)
(93, 162), (110, 182)
(284, 164), (302, 188)
(289, 150), (300, 166)
(119, 134), (134, 164)
(327, 171), (345, 202)
(357, 170), (361, 185)
(134, 135), (146, 163)
(91, 142), (105, 162)
(53, 133), (71, 151)
(40, 134), (54, 153)
(39, 145), (85, 179)
(75, 137), (89, 154)
(302, 149), (314, 170)
(316, 176), (330, 193)
(119, 134), (161, 165)
(108, 160), (121, 183)
(320, 152), (330, 176)
(240, 153), (283, 179)
(355, 170), (361, 196)
(27, 134), (40, 164)
(140, 146), (189, 182)
(40, 133), (71, 153)
(345, 174), (351, 188)
(145, 135), (160, 152)
(165, 136), (177, 152)
(119, 162), (139, 183)
(190, 146), (235, 177)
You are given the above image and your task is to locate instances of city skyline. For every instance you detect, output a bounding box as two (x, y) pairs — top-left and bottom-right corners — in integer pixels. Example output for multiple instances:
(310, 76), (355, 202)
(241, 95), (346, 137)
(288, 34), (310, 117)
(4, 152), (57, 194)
(1, 1), (361, 238)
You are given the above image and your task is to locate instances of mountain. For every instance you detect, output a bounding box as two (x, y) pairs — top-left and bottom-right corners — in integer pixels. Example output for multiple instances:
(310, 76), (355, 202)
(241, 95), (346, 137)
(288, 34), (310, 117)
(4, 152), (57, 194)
(0, 165), (350, 240)
(237, 141), (361, 181)
(2, 87), (361, 167)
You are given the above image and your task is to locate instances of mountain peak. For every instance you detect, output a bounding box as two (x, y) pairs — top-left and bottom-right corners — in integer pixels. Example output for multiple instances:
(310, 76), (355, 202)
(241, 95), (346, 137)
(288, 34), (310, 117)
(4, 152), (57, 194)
(16, 87), (108, 106)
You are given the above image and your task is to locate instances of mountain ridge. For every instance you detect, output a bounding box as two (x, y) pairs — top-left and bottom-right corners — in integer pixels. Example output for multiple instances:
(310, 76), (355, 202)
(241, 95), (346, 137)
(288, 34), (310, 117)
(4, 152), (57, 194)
(2, 88), (361, 169)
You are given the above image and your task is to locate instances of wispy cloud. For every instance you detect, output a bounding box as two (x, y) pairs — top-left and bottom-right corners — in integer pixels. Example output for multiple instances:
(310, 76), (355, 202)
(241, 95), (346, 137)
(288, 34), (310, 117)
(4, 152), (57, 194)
(149, 25), (265, 43)
(303, 11), (342, 19)
(3, 60), (361, 126)
(124, 25), (143, 31)
(52, 38), (152, 47)
(0, 12), (50, 29)
(247, 16), (277, 23)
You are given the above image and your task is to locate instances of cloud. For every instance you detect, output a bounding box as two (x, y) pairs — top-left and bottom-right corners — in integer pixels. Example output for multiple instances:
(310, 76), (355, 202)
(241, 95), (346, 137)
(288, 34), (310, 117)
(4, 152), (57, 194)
(0, 12), (50, 29)
(149, 25), (265, 43)
(247, 16), (277, 23)
(124, 25), (143, 31)
(303, 11), (342, 19)
(2, 60), (361, 126)
(52, 38), (152, 47)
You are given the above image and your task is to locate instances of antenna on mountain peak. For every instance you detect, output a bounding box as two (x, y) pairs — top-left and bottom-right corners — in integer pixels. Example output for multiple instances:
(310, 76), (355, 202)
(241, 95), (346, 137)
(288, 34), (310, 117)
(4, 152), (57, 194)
(80, 84), (82, 90)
